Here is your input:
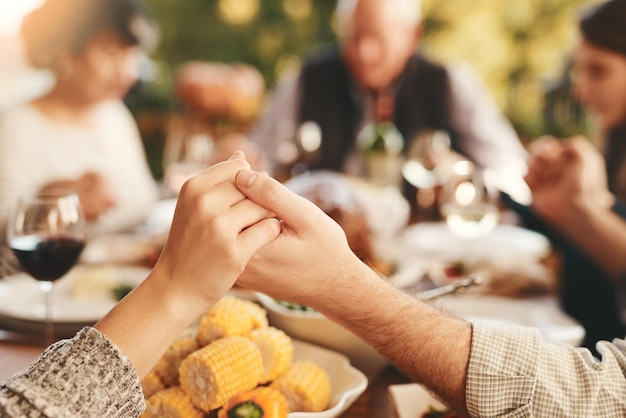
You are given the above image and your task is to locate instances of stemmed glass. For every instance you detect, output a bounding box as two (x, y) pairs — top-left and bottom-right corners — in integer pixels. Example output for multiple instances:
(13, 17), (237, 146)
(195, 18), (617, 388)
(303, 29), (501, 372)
(7, 190), (86, 346)
(402, 129), (452, 190)
(163, 131), (213, 194)
(402, 129), (452, 219)
(439, 161), (500, 266)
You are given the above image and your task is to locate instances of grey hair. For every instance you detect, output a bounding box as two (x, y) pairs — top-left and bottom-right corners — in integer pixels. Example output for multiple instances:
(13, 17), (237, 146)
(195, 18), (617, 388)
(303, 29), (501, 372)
(336, 0), (422, 37)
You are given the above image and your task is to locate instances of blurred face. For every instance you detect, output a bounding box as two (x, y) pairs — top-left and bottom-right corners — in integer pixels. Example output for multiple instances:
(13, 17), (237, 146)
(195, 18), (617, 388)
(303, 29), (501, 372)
(62, 31), (142, 103)
(572, 39), (626, 131)
(339, 0), (420, 91)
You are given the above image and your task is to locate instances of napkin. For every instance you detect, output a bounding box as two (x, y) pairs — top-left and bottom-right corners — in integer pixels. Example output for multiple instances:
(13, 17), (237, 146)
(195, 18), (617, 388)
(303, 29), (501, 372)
(389, 383), (447, 418)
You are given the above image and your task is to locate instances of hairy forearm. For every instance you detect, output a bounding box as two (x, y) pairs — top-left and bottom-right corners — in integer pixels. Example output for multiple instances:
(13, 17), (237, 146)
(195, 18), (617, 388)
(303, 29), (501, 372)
(311, 259), (472, 414)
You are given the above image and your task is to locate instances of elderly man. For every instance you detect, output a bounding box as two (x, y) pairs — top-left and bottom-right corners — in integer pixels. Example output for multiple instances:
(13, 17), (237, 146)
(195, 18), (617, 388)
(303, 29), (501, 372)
(250, 0), (529, 204)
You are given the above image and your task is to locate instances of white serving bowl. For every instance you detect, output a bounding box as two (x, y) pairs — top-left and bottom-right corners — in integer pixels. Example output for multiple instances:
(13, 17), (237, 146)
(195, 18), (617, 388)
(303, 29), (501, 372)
(255, 293), (388, 378)
(289, 339), (368, 418)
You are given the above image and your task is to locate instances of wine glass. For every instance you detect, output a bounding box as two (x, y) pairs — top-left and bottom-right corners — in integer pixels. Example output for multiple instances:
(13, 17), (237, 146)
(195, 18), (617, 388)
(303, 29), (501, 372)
(402, 129), (452, 190)
(163, 130), (213, 194)
(7, 190), (86, 346)
(439, 161), (500, 268)
(402, 129), (452, 219)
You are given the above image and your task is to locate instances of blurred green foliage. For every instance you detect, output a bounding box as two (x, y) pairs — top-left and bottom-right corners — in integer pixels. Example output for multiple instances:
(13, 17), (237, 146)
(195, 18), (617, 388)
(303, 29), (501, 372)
(140, 0), (596, 143)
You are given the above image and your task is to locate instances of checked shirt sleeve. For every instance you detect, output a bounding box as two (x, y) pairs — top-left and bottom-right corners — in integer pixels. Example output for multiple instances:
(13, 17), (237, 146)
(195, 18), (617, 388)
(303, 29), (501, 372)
(466, 323), (626, 417)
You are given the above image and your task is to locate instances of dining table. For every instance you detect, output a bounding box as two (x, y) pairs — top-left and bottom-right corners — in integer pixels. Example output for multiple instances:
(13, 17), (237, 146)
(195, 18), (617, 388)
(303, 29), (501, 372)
(0, 194), (586, 417)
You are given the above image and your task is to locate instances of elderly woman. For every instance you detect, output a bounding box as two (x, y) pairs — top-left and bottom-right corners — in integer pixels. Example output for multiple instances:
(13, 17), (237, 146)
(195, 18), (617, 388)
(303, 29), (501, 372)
(0, 0), (160, 277)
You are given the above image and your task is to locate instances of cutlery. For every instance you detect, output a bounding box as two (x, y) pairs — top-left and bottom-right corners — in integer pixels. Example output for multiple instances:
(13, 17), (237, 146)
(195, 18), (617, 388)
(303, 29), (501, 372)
(414, 274), (483, 301)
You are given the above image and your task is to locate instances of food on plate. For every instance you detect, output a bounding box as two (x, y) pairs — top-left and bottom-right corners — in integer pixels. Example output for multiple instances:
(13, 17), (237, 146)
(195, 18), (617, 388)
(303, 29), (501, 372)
(274, 299), (317, 313)
(153, 328), (200, 387)
(442, 261), (466, 278)
(179, 335), (263, 412)
(270, 361), (331, 413)
(197, 296), (269, 346)
(475, 260), (556, 298)
(143, 296), (331, 414)
(218, 386), (289, 418)
(140, 371), (165, 399)
(248, 327), (294, 383)
(286, 171), (393, 276)
(69, 265), (119, 298)
(111, 283), (135, 301)
(180, 335), (264, 411)
(430, 255), (557, 298)
(142, 386), (204, 418)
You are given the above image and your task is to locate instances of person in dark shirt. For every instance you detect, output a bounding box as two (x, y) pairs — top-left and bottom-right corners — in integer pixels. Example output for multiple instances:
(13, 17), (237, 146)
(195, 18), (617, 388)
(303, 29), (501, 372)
(516, 0), (626, 354)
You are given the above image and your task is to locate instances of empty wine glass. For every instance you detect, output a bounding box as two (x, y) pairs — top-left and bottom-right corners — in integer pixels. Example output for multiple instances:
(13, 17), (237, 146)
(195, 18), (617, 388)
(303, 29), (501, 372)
(439, 161), (500, 241)
(402, 129), (451, 190)
(7, 190), (86, 346)
(402, 129), (452, 219)
(163, 131), (213, 193)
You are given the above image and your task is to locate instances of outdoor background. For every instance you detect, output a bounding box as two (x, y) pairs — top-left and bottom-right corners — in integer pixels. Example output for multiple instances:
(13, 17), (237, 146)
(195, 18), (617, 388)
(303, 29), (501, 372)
(141, 0), (599, 141)
(0, 0), (603, 178)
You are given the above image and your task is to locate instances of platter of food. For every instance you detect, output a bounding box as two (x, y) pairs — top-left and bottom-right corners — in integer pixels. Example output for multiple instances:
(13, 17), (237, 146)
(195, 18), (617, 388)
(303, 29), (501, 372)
(255, 292), (389, 378)
(288, 339), (368, 417)
(142, 296), (368, 418)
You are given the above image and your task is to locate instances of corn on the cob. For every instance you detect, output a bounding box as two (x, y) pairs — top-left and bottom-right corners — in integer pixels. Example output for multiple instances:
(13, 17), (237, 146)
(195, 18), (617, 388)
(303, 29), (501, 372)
(197, 296), (268, 346)
(142, 387), (204, 418)
(154, 328), (199, 387)
(141, 371), (165, 399)
(180, 335), (264, 411)
(270, 361), (331, 412)
(217, 386), (290, 418)
(247, 327), (293, 383)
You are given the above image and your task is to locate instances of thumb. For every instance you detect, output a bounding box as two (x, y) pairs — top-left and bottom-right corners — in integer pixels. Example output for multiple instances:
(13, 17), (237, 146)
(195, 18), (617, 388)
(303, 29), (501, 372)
(235, 169), (317, 227)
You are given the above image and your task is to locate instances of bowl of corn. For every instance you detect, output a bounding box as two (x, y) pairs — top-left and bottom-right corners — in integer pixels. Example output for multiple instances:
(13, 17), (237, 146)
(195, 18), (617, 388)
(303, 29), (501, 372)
(255, 292), (389, 378)
(141, 296), (368, 417)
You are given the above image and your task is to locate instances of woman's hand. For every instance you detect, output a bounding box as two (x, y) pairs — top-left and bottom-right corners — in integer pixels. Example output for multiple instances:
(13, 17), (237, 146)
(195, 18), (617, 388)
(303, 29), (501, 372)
(152, 155), (281, 318)
(95, 153), (281, 377)
(234, 169), (365, 306)
(40, 172), (116, 221)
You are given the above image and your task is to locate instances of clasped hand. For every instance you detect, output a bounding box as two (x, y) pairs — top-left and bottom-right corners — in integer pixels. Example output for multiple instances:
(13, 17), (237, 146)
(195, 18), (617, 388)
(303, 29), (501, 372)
(152, 151), (360, 321)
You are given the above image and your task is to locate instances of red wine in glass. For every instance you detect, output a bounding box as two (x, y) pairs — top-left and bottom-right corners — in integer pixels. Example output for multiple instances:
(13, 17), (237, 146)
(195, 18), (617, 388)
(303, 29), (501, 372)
(7, 190), (86, 346)
(10, 235), (85, 282)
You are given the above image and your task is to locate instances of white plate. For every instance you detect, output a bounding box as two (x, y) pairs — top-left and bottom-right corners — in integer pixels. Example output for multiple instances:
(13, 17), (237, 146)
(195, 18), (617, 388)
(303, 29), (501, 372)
(402, 222), (551, 262)
(436, 294), (585, 346)
(145, 198), (177, 234)
(0, 264), (149, 324)
(289, 339), (368, 418)
(81, 233), (161, 265)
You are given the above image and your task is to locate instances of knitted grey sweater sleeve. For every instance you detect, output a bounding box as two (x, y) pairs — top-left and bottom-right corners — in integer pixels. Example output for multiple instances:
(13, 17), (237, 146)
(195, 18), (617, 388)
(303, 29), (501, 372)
(0, 327), (145, 417)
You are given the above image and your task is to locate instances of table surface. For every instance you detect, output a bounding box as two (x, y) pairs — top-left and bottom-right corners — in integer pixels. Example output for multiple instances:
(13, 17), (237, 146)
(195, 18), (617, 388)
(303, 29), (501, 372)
(0, 330), (412, 417)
